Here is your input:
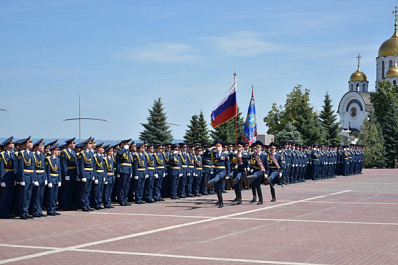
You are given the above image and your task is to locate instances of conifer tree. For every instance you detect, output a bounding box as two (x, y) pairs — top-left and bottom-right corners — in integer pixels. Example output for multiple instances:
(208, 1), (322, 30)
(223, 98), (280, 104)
(139, 98), (173, 144)
(183, 110), (210, 144)
(381, 101), (398, 167)
(275, 122), (303, 144)
(359, 111), (386, 168)
(319, 92), (342, 145)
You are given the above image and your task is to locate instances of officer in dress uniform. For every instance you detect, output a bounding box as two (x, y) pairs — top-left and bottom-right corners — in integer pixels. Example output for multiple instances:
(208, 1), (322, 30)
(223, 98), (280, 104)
(44, 140), (58, 157)
(343, 146), (350, 176)
(168, 144), (182, 199)
(154, 144), (166, 201)
(144, 144), (157, 203)
(229, 141), (249, 205)
(115, 139), (133, 206)
(283, 142), (292, 185)
(17, 136), (37, 219)
(0, 137), (17, 219)
(266, 142), (283, 202)
(205, 140), (230, 208)
(200, 143), (213, 195)
(161, 143), (172, 198)
(247, 141), (268, 205)
(30, 139), (47, 217)
(127, 141), (137, 202)
(60, 137), (78, 211)
(192, 146), (203, 197)
(133, 143), (148, 204)
(185, 144), (196, 197)
(103, 145), (115, 208)
(77, 137), (95, 211)
(45, 144), (62, 216)
(178, 143), (189, 198)
(91, 142), (105, 210)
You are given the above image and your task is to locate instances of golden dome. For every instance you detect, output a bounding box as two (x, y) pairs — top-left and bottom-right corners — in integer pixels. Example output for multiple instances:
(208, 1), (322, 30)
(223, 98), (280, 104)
(378, 30), (398, 57)
(350, 68), (367, 82)
(386, 59), (398, 78)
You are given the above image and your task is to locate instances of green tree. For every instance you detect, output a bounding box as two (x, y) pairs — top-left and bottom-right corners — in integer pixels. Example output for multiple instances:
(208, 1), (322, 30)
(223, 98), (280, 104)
(294, 103), (325, 145)
(371, 80), (398, 125)
(184, 110), (210, 144)
(263, 103), (284, 135)
(359, 111), (386, 168)
(211, 108), (244, 143)
(139, 98), (173, 144)
(275, 122), (303, 144)
(319, 92), (342, 145)
(381, 101), (398, 167)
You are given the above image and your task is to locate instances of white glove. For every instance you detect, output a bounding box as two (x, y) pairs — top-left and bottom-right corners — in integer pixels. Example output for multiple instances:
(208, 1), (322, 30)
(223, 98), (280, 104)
(250, 169), (254, 174)
(247, 167), (250, 172)
(187, 173), (190, 176)
(92, 176), (95, 180)
(33, 181), (39, 186)
(264, 174), (268, 178)
(94, 179), (98, 184)
(210, 172), (213, 175)
(173, 151), (178, 154)
(65, 176), (70, 181)
(145, 174), (149, 179)
(14, 181), (17, 186)
(278, 172), (282, 178)
(154, 174), (158, 178)
(76, 178), (81, 182)
(163, 173), (166, 177)
(117, 174), (120, 178)
(45, 180), (48, 185)
(124, 145), (129, 149)
(130, 174), (132, 179)
(179, 173), (183, 177)
(82, 178), (87, 182)
(233, 150), (237, 154)
(225, 176), (230, 180)
(134, 176), (138, 180)
(105, 181), (108, 184)
(234, 165), (238, 169)
(58, 182), (62, 187)
(104, 178), (106, 181)
(1, 182), (6, 188)
(20, 181), (26, 186)
(48, 183), (53, 188)
(165, 172), (168, 176)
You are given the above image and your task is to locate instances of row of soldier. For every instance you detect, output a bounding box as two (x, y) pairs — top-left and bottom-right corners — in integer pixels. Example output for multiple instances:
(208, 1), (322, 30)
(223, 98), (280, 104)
(0, 136), (364, 219)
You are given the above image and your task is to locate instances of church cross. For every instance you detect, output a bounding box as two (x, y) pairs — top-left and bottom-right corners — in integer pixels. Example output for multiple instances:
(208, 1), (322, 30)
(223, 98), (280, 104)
(356, 54), (361, 69)
(393, 6), (398, 29)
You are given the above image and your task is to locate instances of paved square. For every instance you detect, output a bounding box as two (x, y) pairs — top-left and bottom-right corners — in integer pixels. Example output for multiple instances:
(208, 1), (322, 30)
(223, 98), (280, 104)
(1, 169), (397, 264)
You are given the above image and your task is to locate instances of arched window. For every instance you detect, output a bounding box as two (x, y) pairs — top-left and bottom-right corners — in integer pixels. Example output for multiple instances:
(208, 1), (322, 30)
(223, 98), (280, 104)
(350, 84), (353, 91)
(356, 84), (359, 91)
(382, 61), (385, 79)
(389, 60), (393, 69)
(362, 84), (365, 91)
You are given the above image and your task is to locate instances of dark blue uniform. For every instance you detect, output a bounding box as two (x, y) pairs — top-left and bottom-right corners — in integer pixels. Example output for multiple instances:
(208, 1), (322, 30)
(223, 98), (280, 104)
(0, 149), (17, 218)
(60, 148), (78, 210)
(45, 155), (62, 215)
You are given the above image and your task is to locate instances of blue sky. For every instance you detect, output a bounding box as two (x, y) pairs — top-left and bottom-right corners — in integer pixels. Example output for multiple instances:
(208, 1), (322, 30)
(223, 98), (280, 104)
(0, 0), (396, 142)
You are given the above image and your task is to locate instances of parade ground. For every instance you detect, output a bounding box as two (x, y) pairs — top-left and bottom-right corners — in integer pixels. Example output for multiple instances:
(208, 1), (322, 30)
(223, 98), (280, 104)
(0, 169), (397, 265)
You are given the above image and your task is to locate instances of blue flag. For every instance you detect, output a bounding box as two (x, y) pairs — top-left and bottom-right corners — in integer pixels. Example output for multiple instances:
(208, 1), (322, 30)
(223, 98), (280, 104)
(242, 89), (257, 146)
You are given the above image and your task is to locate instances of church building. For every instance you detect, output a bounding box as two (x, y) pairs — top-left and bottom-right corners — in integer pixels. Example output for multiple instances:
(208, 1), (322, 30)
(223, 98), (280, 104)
(338, 7), (398, 143)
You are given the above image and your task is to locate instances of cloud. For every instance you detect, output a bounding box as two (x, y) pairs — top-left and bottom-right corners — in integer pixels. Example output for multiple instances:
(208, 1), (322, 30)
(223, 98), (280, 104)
(116, 43), (198, 63)
(206, 31), (284, 56)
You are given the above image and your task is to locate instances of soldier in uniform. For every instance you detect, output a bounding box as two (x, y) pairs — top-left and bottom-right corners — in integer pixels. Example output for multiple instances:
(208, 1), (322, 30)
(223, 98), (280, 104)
(133, 143), (148, 204)
(144, 144), (157, 203)
(266, 142), (283, 202)
(30, 139), (47, 217)
(186, 144), (196, 197)
(168, 144), (182, 199)
(178, 143), (189, 198)
(154, 144), (166, 201)
(229, 141), (248, 204)
(77, 137), (95, 211)
(161, 143), (172, 198)
(205, 140), (230, 208)
(60, 137), (78, 211)
(0, 137), (17, 219)
(17, 136), (36, 219)
(192, 146), (203, 197)
(200, 143), (213, 195)
(45, 144), (62, 216)
(115, 139), (132, 206)
(91, 142), (105, 210)
(127, 141), (137, 202)
(103, 145), (116, 208)
(283, 142), (292, 185)
(247, 141), (268, 205)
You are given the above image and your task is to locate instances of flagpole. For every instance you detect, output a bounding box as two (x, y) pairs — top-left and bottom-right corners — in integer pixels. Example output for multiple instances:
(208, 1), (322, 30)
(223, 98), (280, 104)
(234, 72), (237, 151)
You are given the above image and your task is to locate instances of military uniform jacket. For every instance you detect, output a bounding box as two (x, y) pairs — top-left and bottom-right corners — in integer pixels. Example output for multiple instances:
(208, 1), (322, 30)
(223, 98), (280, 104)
(104, 155), (115, 184)
(116, 148), (132, 175)
(45, 155), (62, 184)
(133, 152), (148, 177)
(279, 151), (287, 169)
(0, 150), (17, 181)
(60, 148), (78, 179)
(194, 154), (202, 175)
(187, 152), (195, 175)
(155, 153), (166, 175)
(311, 150), (320, 166)
(202, 150), (213, 174)
(211, 151), (230, 176)
(229, 152), (249, 172)
(179, 152), (189, 172)
(168, 152), (182, 175)
(145, 153), (157, 175)
(18, 150), (36, 183)
(267, 152), (282, 173)
(33, 151), (47, 183)
(284, 149), (292, 168)
(249, 152), (268, 172)
(77, 149), (95, 176)
(94, 153), (105, 181)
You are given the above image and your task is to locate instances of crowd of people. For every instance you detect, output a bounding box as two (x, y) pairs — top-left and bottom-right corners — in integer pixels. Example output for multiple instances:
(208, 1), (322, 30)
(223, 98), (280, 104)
(0, 136), (364, 219)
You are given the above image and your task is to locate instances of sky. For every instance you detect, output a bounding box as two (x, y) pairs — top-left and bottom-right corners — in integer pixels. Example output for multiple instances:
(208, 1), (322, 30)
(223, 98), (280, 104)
(0, 0), (397, 143)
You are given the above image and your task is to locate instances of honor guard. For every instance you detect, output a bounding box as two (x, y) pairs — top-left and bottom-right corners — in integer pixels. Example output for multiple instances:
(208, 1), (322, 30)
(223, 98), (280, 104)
(60, 137), (78, 211)
(201, 143), (213, 195)
(127, 141), (137, 203)
(154, 144), (166, 201)
(17, 136), (37, 219)
(44, 140), (58, 157)
(246, 141), (268, 205)
(144, 144), (157, 203)
(266, 142), (283, 202)
(115, 139), (133, 206)
(77, 137), (95, 211)
(205, 140), (230, 208)
(133, 143), (148, 204)
(178, 143), (189, 198)
(160, 143), (172, 198)
(31, 139), (47, 217)
(229, 141), (249, 205)
(283, 142), (292, 185)
(91, 142), (105, 210)
(0, 137), (17, 219)
(103, 145), (115, 208)
(45, 144), (62, 216)
(192, 146), (203, 197)
(186, 144), (196, 197)
(168, 144), (182, 199)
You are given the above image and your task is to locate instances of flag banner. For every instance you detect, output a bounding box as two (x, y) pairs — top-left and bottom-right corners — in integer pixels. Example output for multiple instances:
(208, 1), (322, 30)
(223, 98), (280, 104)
(211, 80), (237, 128)
(242, 89), (257, 146)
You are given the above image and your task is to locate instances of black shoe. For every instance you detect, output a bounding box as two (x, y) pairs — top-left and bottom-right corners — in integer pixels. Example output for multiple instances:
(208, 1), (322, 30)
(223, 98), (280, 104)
(82, 208), (89, 212)
(146, 200), (154, 203)
(104, 206), (112, 208)
(171, 197), (178, 200)
(39, 213), (47, 217)
(94, 207), (101, 210)
(120, 203), (127, 206)
(55, 212), (61, 215)
(26, 214), (34, 219)
(202, 192), (209, 195)
(257, 201), (263, 205)
(33, 214), (41, 218)
(232, 197), (238, 202)
(20, 215), (28, 220)
(159, 198), (165, 201)
(271, 198), (276, 202)
(222, 190), (227, 193)
(88, 208), (95, 211)
(250, 198), (257, 203)
(135, 201), (142, 204)
(99, 206), (104, 209)
(237, 199), (242, 205)
(47, 212), (56, 216)
(187, 194), (194, 197)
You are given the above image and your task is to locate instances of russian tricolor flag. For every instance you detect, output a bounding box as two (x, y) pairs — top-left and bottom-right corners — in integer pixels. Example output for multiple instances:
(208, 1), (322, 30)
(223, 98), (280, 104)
(211, 80), (237, 128)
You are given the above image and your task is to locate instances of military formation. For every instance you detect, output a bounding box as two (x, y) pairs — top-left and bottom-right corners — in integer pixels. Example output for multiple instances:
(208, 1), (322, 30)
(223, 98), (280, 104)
(0, 136), (364, 219)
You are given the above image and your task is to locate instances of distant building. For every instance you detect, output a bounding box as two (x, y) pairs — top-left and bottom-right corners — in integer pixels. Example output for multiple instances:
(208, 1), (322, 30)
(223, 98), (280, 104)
(338, 7), (398, 143)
